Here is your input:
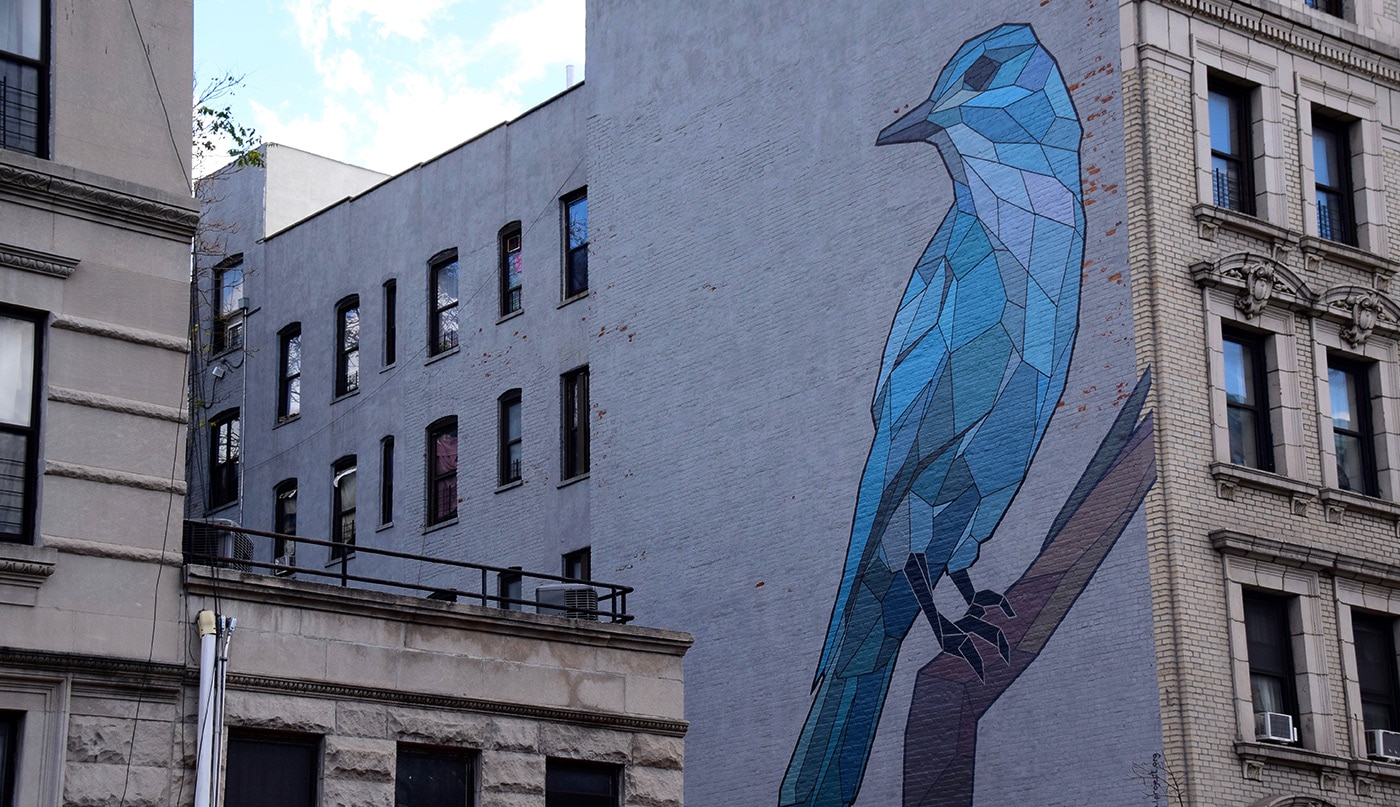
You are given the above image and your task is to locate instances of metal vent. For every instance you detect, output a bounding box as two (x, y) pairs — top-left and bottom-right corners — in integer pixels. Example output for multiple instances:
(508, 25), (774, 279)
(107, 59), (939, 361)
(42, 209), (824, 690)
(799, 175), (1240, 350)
(536, 584), (599, 620)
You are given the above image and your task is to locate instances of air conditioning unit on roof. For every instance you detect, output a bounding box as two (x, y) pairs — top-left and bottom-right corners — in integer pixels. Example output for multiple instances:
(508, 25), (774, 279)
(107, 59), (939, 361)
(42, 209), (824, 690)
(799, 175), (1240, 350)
(1255, 711), (1297, 744)
(1368, 729), (1400, 762)
(536, 584), (599, 621)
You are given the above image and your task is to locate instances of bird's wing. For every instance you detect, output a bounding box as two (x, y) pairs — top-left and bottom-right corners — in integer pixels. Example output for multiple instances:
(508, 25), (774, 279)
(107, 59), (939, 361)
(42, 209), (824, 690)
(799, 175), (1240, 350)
(815, 209), (994, 685)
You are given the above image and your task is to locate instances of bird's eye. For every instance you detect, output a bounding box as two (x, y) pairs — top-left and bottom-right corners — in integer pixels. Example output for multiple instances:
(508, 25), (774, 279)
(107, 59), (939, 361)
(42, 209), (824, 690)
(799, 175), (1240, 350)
(964, 55), (1000, 92)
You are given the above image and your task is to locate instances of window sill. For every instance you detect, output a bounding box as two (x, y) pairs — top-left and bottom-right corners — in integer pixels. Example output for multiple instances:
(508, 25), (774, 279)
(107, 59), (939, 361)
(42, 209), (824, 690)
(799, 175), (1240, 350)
(1193, 204), (1297, 249)
(273, 414), (300, 430)
(380, 363), (396, 374)
(1235, 741), (1349, 775)
(497, 309), (523, 325)
(1318, 487), (1400, 521)
(331, 388), (360, 405)
(423, 516), (458, 535)
(1299, 235), (1395, 279)
(557, 473), (589, 489)
(1349, 756), (1400, 783)
(495, 479), (523, 494)
(425, 346), (459, 366)
(375, 521), (393, 533)
(0, 542), (58, 606)
(558, 291), (590, 309)
(1209, 463), (1317, 513)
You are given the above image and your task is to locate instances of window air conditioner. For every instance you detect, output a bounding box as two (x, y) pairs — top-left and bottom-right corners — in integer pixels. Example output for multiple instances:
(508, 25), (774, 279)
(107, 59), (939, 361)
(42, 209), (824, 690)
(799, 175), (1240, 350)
(1367, 729), (1400, 762)
(273, 553), (295, 576)
(536, 584), (599, 621)
(1254, 711), (1297, 744)
(182, 518), (253, 571)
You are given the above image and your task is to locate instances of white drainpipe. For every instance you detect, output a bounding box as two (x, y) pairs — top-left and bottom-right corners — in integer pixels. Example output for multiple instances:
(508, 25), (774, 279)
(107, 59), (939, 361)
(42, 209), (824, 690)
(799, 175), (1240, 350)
(194, 610), (218, 807)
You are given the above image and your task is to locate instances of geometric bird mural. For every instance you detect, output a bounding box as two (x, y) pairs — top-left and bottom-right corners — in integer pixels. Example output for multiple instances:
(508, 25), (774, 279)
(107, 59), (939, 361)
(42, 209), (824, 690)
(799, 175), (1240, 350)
(780, 24), (1087, 807)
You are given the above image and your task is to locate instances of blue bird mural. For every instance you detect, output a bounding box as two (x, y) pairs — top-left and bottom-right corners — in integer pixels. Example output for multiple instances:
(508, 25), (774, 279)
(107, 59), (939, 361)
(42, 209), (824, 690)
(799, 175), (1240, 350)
(780, 24), (1085, 807)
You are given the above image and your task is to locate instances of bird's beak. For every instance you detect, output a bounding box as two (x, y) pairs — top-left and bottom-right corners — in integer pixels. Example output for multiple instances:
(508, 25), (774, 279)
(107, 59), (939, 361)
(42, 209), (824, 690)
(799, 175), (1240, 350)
(876, 100), (940, 145)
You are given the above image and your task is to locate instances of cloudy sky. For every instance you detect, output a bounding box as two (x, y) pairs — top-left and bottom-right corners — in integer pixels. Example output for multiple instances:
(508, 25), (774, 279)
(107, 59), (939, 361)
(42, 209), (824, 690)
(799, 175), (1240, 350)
(194, 0), (585, 176)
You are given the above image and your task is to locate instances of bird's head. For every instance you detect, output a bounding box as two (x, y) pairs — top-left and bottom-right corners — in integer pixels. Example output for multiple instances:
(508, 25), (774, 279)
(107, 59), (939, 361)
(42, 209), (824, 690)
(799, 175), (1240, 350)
(877, 24), (1080, 165)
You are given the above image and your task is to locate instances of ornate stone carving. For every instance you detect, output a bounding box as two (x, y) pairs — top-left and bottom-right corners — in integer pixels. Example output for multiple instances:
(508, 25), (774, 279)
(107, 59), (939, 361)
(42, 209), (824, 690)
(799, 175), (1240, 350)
(1191, 253), (1315, 313)
(0, 162), (198, 241)
(1236, 261), (1277, 318)
(0, 242), (79, 278)
(1242, 758), (1264, 780)
(1317, 285), (1400, 343)
(1340, 290), (1381, 347)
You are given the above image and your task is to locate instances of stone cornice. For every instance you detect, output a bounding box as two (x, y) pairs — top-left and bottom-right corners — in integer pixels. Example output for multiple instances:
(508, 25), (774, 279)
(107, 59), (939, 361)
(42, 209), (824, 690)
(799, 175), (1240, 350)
(0, 649), (689, 737)
(184, 569), (693, 656)
(0, 242), (78, 278)
(51, 314), (189, 353)
(1212, 529), (1400, 586)
(0, 161), (198, 242)
(225, 673), (690, 737)
(1157, 0), (1400, 87)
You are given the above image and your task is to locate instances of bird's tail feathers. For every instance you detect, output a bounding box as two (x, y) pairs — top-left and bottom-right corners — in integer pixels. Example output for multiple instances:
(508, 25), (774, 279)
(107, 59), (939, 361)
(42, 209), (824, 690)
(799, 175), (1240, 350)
(780, 658), (900, 807)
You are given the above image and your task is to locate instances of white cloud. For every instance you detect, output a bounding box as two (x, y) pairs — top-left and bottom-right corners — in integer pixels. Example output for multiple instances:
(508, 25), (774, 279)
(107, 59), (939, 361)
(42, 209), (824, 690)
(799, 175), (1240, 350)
(257, 0), (585, 173)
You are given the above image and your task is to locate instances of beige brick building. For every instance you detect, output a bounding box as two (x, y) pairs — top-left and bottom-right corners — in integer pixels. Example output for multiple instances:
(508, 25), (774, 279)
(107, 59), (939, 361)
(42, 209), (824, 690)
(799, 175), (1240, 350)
(1126, 0), (1400, 802)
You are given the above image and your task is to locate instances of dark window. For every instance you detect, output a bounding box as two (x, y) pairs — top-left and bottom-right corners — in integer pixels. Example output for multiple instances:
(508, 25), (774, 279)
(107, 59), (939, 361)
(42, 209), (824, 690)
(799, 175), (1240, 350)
(1209, 79), (1254, 214)
(1306, 0), (1344, 17)
(562, 367), (589, 479)
(1313, 113), (1355, 245)
(225, 731), (319, 807)
(213, 259), (245, 353)
(273, 479), (297, 571)
(563, 190), (588, 298)
(209, 410), (240, 509)
(1223, 328), (1272, 471)
(335, 296), (360, 396)
(383, 280), (397, 367)
(0, 0), (47, 158)
(278, 324), (301, 421)
(395, 745), (472, 807)
(332, 456), (356, 559)
(380, 436), (394, 525)
(499, 566), (523, 611)
(1329, 356), (1377, 496)
(430, 251), (459, 356)
(1244, 590), (1298, 722)
(0, 711), (20, 807)
(499, 390), (522, 485)
(0, 308), (41, 544)
(563, 547), (591, 581)
(1353, 612), (1400, 732)
(500, 222), (523, 315)
(545, 760), (618, 807)
(427, 418), (458, 525)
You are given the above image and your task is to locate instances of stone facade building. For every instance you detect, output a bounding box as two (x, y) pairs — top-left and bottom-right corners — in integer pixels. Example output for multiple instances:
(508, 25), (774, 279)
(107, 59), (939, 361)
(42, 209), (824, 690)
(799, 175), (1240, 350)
(185, 2), (1400, 807)
(0, 3), (689, 807)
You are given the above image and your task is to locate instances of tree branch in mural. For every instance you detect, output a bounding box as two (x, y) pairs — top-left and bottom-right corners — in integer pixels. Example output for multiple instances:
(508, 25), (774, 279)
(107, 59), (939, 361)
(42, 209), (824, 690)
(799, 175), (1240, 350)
(781, 24), (1086, 807)
(903, 371), (1156, 807)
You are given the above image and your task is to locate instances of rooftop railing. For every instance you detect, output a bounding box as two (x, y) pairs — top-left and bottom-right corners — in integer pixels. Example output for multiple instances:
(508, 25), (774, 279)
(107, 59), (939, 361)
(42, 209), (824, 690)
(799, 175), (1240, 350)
(182, 519), (633, 624)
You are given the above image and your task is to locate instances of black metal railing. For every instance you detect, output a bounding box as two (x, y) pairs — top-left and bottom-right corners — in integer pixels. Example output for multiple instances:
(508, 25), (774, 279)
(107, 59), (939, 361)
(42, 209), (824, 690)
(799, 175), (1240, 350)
(182, 519), (632, 623)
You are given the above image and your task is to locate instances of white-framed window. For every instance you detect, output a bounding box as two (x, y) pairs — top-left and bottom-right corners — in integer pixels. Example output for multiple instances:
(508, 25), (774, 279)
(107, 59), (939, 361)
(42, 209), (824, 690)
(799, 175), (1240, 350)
(1191, 43), (1284, 224)
(1337, 581), (1400, 758)
(0, 674), (66, 806)
(1296, 76), (1386, 257)
(1224, 555), (1334, 751)
(1311, 311), (1400, 502)
(1198, 256), (1309, 484)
